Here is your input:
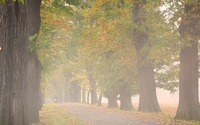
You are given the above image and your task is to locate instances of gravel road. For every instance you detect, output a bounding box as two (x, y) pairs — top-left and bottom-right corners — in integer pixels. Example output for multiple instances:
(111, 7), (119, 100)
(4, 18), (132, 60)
(58, 103), (163, 125)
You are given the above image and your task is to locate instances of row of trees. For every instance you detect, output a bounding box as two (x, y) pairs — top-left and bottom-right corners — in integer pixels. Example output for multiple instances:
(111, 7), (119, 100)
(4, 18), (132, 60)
(0, 0), (200, 124)
(41, 0), (200, 121)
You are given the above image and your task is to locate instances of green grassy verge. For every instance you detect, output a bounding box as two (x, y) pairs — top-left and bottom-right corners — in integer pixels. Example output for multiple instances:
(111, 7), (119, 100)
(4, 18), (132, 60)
(32, 104), (86, 125)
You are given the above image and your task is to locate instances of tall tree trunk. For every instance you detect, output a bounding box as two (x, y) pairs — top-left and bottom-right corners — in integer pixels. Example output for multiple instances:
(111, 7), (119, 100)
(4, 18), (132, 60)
(27, 0), (42, 123)
(98, 93), (102, 106)
(64, 73), (73, 102)
(82, 88), (86, 103)
(175, 2), (200, 121)
(0, 1), (29, 124)
(132, 0), (161, 112)
(90, 80), (98, 104)
(119, 84), (134, 111)
(86, 67), (98, 104)
(87, 92), (90, 104)
(107, 94), (118, 108)
(72, 80), (81, 102)
(27, 52), (42, 123)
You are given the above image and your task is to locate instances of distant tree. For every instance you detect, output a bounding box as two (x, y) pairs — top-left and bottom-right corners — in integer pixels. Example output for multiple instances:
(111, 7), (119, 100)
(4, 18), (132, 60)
(98, 93), (102, 106)
(64, 72), (82, 103)
(37, 0), (75, 103)
(85, 66), (97, 104)
(107, 93), (119, 108)
(119, 83), (134, 110)
(64, 73), (74, 102)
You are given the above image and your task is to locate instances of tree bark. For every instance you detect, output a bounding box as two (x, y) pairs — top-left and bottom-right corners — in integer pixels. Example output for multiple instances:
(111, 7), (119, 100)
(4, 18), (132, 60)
(175, 2), (200, 121)
(72, 80), (81, 102)
(0, 1), (29, 124)
(175, 43), (200, 120)
(27, 0), (42, 123)
(87, 92), (90, 104)
(82, 88), (86, 103)
(119, 84), (134, 111)
(89, 77), (98, 104)
(27, 52), (42, 123)
(86, 67), (98, 104)
(107, 94), (118, 108)
(98, 93), (102, 106)
(64, 73), (73, 102)
(132, 0), (161, 112)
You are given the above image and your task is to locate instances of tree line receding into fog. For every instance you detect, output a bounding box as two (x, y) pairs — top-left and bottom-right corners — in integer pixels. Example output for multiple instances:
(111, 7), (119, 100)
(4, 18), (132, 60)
(0, 0), (200, 125)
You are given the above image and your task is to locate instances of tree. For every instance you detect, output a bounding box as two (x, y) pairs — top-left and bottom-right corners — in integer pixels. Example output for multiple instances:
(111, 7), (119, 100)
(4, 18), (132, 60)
(0, 0), (29, 124)
(64, 73), (74, 102)
(63, 72), (82, 103)
(132, 0), (161, 112)
(107, 94), (119, 108)
(27, 0), (42, 123)
(37, 0), (74, 103)
(175, 0), (200, 121)
(119, 83), (134, 110)
(86, 66), (98, 104)
(79, 0), (137, 109)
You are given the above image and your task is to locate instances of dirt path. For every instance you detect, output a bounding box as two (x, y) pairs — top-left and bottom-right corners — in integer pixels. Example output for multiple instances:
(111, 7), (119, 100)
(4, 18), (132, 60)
(58, 103), (163, 125)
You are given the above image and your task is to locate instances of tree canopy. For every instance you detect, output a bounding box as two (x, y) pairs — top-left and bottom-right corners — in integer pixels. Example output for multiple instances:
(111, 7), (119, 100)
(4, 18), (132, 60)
(1, 0), (200, 124)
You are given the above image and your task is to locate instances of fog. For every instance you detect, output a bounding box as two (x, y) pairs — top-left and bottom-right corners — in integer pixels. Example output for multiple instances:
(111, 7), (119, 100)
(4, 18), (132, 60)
(132, 88), (179, 104)
(100, 86), (200, 105)
(99, 88), (179, 104)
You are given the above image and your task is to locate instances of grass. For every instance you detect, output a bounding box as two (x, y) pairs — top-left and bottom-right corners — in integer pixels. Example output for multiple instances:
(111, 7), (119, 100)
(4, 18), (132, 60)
(32, 104), (86, 125)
